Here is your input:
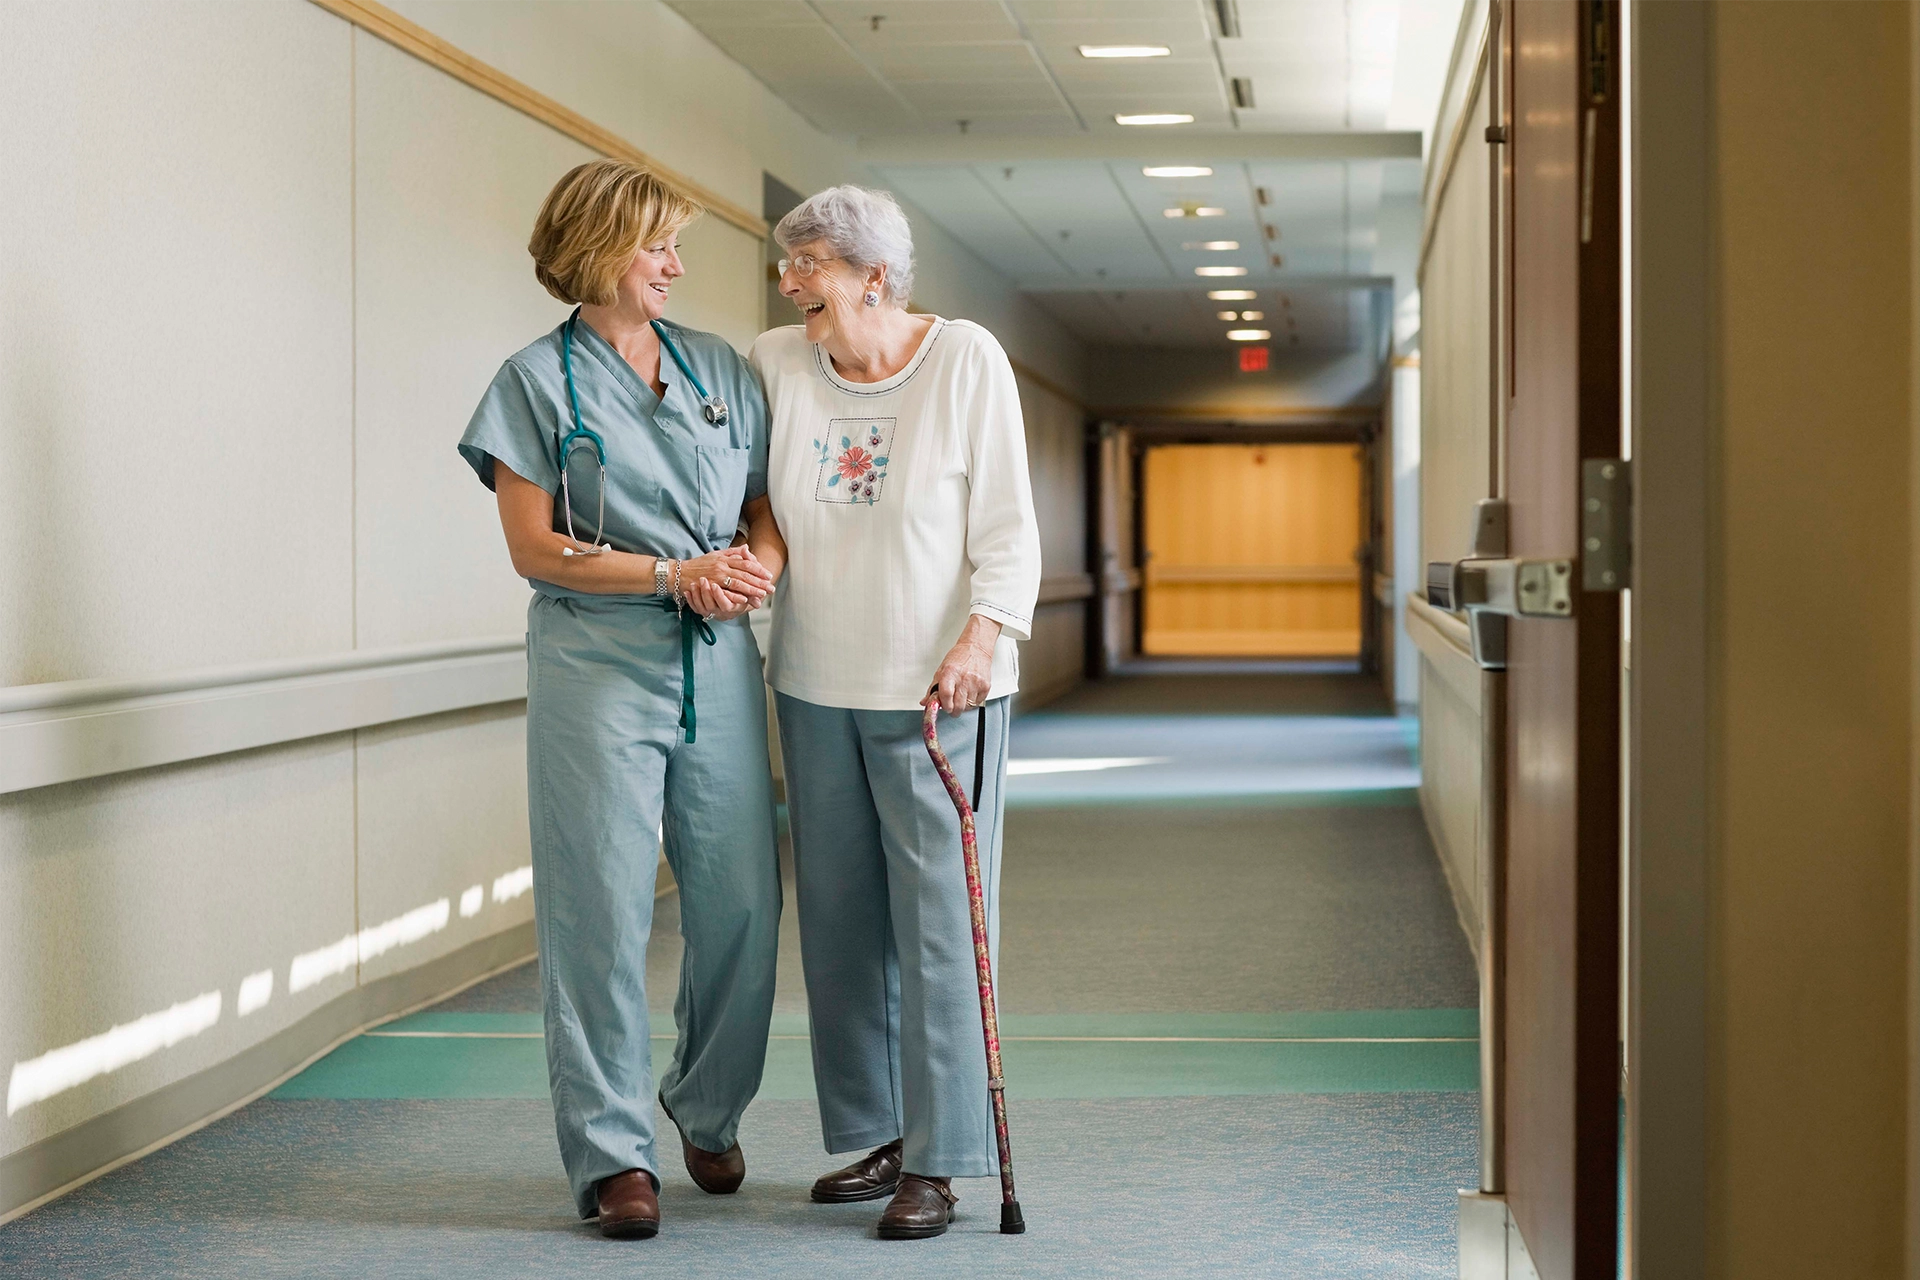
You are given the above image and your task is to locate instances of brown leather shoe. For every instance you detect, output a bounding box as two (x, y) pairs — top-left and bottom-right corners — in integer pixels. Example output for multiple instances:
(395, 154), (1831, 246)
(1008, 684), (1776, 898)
(811, 1139), (904, 1203)
(595, 1169), (659, 1239)
(658, 1093), (745, 1195)
(876, 1173), (956, 1240)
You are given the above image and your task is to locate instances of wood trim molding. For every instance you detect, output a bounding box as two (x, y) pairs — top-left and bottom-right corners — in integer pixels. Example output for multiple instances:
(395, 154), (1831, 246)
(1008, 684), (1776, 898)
(307, 0), (768, 238)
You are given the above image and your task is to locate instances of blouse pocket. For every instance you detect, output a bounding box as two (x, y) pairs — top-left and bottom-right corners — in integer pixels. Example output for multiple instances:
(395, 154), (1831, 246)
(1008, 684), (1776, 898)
(695, 444), (752, 547)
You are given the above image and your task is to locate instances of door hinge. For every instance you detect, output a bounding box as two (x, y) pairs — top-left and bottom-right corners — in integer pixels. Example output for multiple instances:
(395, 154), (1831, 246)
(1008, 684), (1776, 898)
(1485, 124), (1507, 145)
(1581, 458), (1631, 591)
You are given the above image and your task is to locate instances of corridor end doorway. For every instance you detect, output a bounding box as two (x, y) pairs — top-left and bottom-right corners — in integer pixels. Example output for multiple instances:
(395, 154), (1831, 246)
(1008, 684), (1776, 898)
(1140, 442), (1370, 661)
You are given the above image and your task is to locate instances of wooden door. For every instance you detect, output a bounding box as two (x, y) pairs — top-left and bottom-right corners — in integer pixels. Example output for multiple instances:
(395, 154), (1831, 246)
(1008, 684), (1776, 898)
(1140, 442), (1363, 657)
(1500, 1), (1621, 1275)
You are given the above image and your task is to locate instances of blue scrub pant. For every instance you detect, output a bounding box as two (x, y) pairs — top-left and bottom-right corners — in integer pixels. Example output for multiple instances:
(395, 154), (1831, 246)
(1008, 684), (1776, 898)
(527, 594), (781, 1217)
(775, 692), (1009, 1179)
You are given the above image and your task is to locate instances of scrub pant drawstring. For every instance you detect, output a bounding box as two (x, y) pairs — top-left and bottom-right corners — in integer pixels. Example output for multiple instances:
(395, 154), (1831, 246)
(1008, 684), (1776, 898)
(652, 599), (717, 743)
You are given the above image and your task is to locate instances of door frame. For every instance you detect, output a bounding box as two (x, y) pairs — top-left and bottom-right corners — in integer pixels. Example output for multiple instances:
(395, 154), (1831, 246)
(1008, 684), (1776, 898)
(1625, 1), (1710, 1272)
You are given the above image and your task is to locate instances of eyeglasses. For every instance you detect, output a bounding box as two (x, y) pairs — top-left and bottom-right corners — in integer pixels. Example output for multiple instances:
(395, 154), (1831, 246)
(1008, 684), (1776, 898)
(777, 252), (842, 278)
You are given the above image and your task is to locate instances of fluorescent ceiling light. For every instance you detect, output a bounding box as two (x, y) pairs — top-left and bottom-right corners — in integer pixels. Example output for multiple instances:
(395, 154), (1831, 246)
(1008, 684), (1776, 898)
(1216, 310), (1239, 321)
(1164, 206), (1226, 218)
(1142, 165), (1213, 178)
(1240, 310), (1265, 320)
(1116, 113), (1194, 126)
(1195, 266), (1248, 277)
(1207, 289), (1256, 300)
(1080, 45), (1171, 58)
(1182, 240), (1240, 251)
(1227, 329), (1271, 341)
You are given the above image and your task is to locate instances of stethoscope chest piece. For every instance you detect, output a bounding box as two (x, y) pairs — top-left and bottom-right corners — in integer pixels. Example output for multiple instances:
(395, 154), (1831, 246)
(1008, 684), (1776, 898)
(702, 397), (729, 427)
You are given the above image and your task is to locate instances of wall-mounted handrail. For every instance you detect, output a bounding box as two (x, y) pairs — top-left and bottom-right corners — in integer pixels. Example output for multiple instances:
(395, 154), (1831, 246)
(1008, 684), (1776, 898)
(0, 638), (526, 796)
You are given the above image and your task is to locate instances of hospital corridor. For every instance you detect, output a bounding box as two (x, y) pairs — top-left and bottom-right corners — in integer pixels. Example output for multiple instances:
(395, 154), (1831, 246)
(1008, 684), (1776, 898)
(2, 3), (1917, 1279)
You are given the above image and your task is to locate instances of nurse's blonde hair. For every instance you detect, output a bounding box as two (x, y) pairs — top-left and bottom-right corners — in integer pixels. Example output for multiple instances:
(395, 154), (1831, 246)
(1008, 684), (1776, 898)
(529, 160), (702, 307)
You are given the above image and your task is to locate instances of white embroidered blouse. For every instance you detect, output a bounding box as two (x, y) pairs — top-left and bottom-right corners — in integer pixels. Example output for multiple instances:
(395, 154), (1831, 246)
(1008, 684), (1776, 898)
(749, 317), (1042, 711)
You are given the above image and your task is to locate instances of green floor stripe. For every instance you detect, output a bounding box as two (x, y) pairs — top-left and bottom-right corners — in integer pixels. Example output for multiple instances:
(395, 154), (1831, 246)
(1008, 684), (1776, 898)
(1005, 787), (1420, 810)
(274, 1012), (1479, 1101)
(377, 1008), (1477, 1040)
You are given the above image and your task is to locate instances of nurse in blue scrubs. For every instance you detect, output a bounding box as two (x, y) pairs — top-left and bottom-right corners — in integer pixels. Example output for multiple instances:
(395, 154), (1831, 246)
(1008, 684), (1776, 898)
(457, 160), (786, 1240)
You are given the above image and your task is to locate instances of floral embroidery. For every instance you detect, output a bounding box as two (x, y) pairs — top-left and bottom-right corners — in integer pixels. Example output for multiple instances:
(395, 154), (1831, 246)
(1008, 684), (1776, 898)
(836, 446), (875, 482)
(814, 418), (896, 505)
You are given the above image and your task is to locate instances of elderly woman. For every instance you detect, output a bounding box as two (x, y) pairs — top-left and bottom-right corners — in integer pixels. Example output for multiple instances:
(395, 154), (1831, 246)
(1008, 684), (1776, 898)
(457, 160), (785, 1239)
(749, 186), (1041, 1240)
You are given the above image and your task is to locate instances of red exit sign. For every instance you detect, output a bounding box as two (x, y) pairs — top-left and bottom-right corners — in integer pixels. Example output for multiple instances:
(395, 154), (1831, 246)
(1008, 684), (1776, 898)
(1238, 345), (1270, 372)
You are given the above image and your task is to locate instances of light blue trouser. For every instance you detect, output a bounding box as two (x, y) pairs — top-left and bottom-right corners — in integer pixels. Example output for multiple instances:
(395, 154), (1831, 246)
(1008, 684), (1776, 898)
(527, 594), (781, 1217)
(775, 692), (1009, 1179)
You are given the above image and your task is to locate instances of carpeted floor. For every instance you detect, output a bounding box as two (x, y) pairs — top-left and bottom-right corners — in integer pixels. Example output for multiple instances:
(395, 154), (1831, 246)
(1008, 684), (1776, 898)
(0, 673), (1480, 1278)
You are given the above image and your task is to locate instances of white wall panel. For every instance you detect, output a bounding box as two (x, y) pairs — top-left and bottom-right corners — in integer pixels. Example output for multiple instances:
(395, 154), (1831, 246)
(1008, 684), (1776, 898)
(0, 739), (355, 1155)
(1414, 41), (1491, 939)
(354, 705), (532, 984)
(0, 0), (354, 687)
(351, 34), (593, 651)
(1418, 659), (1482, 939)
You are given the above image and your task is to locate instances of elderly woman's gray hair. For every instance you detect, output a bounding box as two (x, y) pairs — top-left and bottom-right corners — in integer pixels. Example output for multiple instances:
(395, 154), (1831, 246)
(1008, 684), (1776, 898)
(775, 185), (916, 306)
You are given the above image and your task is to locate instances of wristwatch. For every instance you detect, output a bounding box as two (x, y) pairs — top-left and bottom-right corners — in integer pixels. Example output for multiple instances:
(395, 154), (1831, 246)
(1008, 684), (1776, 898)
(654, 557), (672, 598)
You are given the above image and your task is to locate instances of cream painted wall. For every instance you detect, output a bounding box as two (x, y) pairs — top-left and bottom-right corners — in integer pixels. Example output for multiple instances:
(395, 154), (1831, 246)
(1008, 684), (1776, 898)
(1703, 4), (1913, 1274)
(0, 737), (357, 1153)
(0, 0), (354, 687)
(1018, 373), (1089, 705)
(1414, 24), (1491, 937)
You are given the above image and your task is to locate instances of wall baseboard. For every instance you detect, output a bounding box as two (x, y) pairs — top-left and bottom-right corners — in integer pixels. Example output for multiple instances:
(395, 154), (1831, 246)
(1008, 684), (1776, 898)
(0, 923), (536, 1225)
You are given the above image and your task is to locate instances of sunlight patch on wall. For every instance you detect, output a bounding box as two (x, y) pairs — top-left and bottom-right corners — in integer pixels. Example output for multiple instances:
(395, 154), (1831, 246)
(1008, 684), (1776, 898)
(236, 970), (274, 1016)
(491, 866), (533, 904)
(7, 991), (222, 1115)
(288, 898), (451, 994)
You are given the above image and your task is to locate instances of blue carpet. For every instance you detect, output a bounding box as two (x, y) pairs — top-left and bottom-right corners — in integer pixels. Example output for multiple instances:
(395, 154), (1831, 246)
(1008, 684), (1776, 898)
(0, 1095), (1477, 1279)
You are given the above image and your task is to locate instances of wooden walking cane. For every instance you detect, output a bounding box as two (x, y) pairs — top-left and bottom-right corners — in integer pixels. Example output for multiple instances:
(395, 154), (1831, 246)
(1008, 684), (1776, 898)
(922, 698), (1027, 1234)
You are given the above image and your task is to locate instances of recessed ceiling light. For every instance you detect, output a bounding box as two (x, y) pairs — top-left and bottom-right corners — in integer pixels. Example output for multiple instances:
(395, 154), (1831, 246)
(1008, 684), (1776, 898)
(1163, 206), (1226, 218)
(1227, 329), (1271, 341)
(1142, 165), (1213, 178)
(1216, 310), (1239, 321)
(1116, 113), (1194, 126)
(1207, 289), (1257, 300)
(1195, 266), (1248, 277)
(1182, 241), (1240, 251)
(1080, 45), (1171, 58)
(1239, 309), (1265, 321)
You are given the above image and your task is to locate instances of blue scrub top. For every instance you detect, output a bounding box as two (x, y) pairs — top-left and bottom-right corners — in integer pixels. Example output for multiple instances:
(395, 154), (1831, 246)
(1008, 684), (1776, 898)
(458, 316), (769, 602)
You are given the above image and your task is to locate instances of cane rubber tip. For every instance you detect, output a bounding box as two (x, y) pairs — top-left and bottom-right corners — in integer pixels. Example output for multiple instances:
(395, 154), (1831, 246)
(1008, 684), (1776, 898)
(1000, 1201), (1026, 1234)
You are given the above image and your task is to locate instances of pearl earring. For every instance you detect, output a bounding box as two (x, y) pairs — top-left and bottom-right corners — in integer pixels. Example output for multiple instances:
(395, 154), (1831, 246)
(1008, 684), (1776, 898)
(863, 290), (880, 307)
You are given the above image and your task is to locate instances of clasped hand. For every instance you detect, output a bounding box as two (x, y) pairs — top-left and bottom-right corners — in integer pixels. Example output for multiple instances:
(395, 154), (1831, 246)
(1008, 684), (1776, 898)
(680, 546), (775, 620)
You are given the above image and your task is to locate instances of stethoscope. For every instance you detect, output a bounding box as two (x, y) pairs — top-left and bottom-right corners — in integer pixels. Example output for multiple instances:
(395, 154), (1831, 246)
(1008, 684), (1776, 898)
(554, 308), (729, 557)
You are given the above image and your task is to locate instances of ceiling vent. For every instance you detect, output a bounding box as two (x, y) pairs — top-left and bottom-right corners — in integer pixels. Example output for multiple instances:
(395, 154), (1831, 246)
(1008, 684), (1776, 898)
(1230, 77), (1255, 109)
(1212, 0), (1242, 39)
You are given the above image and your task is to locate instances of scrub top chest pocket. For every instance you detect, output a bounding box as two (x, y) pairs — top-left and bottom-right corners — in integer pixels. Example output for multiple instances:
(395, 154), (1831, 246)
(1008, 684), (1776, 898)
(696, 444), (752, 547)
